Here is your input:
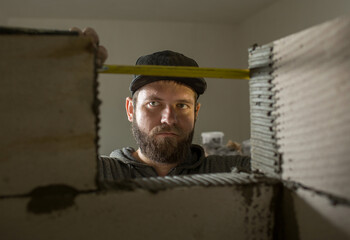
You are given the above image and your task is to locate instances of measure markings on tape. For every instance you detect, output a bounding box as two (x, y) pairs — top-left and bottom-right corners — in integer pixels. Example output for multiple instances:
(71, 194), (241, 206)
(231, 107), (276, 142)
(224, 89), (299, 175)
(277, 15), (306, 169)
(99, 65), (250, 80)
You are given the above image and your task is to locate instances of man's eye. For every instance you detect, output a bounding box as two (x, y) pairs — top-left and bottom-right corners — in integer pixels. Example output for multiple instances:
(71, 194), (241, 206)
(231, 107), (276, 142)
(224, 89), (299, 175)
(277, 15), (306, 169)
(177, 103), (189, 109)
(148, 101), (160, 107)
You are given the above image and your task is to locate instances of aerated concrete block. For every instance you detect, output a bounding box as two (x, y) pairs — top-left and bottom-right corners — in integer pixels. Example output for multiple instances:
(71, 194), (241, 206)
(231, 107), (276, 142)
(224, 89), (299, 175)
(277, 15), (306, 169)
(273, 16), (350, 200)
(0, 178), (279, 240)
(249, 16), (350, 200)
(0, 28), (98, 195)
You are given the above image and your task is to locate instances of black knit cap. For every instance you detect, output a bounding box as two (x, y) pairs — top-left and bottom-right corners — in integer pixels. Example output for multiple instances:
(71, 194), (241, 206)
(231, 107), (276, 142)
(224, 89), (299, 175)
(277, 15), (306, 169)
(130, 50), (207, 96)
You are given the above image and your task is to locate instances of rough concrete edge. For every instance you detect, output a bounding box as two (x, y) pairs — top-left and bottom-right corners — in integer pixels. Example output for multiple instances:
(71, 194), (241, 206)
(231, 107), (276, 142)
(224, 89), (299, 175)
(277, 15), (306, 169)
(98, 172), (280, 194)
(0, 26), (78, 35)
(0, 173), (279, 197)
(248, 43), (282, 179)
(93, 43), (102, 191)
(283, 180), (350, 207)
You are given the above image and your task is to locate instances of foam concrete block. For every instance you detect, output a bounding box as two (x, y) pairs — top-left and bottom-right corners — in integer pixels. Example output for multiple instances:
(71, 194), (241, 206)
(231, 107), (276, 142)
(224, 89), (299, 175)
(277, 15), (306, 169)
(0, 183), (278, 240)
(249, 16), (350, 198)
(282, 187), (350, 240)
(0, 32), (98, 195)
(272, 16), (350, 199)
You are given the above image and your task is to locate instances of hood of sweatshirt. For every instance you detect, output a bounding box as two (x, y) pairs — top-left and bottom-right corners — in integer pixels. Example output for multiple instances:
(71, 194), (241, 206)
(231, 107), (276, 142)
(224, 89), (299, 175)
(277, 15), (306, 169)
(109, 144), (206, 170)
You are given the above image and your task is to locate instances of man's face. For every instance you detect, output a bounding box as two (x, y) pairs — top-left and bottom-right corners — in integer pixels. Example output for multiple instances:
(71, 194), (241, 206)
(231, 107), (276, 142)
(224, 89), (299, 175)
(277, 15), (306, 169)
(126, 81), (200, 164)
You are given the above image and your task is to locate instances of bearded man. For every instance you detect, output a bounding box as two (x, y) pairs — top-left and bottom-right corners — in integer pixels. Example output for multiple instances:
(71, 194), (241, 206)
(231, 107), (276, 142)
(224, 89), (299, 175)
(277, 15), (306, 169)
(99, 50), (250, 180)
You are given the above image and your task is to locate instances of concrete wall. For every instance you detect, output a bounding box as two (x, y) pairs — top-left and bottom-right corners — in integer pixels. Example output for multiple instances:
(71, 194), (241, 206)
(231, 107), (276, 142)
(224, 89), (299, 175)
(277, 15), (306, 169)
(249, 15), (350, 240)
(0, 31), (278, 239)
(238, 5), (350, 238)
(1, 1), (350, 239)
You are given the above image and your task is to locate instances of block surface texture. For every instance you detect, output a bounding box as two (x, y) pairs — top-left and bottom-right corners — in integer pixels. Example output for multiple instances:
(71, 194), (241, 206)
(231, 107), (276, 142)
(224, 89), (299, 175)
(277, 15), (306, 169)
(0, 178), (278, 240)
(273, 16), (350, 199)
(0, 30), (97, 195)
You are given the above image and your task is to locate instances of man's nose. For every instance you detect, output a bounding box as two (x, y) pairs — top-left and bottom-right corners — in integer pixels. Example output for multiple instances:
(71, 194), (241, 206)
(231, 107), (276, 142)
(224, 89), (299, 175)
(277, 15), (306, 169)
(160, 105), (177, 125)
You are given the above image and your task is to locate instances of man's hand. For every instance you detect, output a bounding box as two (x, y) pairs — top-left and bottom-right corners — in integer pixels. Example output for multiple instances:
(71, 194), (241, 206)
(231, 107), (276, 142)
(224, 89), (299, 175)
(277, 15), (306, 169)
(70, 27), (108, 68)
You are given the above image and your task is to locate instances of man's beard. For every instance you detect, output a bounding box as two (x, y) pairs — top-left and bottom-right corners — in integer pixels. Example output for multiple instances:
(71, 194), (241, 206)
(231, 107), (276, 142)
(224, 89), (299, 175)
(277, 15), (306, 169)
(132, 119), (194, 164)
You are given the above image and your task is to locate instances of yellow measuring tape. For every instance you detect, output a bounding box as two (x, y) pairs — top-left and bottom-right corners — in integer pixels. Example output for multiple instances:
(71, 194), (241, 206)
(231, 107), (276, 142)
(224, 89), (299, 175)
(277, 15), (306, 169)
(99, 65), (250, 80)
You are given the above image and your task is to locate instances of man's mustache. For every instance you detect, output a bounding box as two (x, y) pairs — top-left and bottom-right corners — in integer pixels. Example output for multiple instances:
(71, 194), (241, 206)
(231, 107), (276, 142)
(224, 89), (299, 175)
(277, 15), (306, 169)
(151, 124), (182, 135)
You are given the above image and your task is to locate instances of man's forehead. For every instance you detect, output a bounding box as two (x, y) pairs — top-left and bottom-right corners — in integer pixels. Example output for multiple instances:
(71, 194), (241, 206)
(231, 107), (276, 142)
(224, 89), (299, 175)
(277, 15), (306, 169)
(137, 81), (197, 101)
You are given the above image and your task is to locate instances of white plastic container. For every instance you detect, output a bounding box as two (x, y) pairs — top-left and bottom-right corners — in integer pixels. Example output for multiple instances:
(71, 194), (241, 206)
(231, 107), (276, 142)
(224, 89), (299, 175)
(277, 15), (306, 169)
(201, 131), (224, 145)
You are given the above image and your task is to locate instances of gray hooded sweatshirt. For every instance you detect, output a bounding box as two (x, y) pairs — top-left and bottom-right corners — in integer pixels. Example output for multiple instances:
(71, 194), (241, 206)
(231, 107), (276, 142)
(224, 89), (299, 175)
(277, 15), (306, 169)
(99, 144), (251, 181)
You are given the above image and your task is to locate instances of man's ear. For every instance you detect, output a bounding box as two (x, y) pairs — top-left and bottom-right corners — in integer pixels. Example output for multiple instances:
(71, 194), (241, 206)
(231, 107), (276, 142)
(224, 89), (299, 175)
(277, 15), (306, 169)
(195, 103), (201, 119)
(126, 97), (134, 122)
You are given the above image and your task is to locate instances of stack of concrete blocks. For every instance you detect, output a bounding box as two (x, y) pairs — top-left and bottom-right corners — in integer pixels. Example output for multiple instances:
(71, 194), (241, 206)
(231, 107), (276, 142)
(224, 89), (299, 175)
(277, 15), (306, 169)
(249, 16), (350, 239)
(0, 27), (278, 240)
